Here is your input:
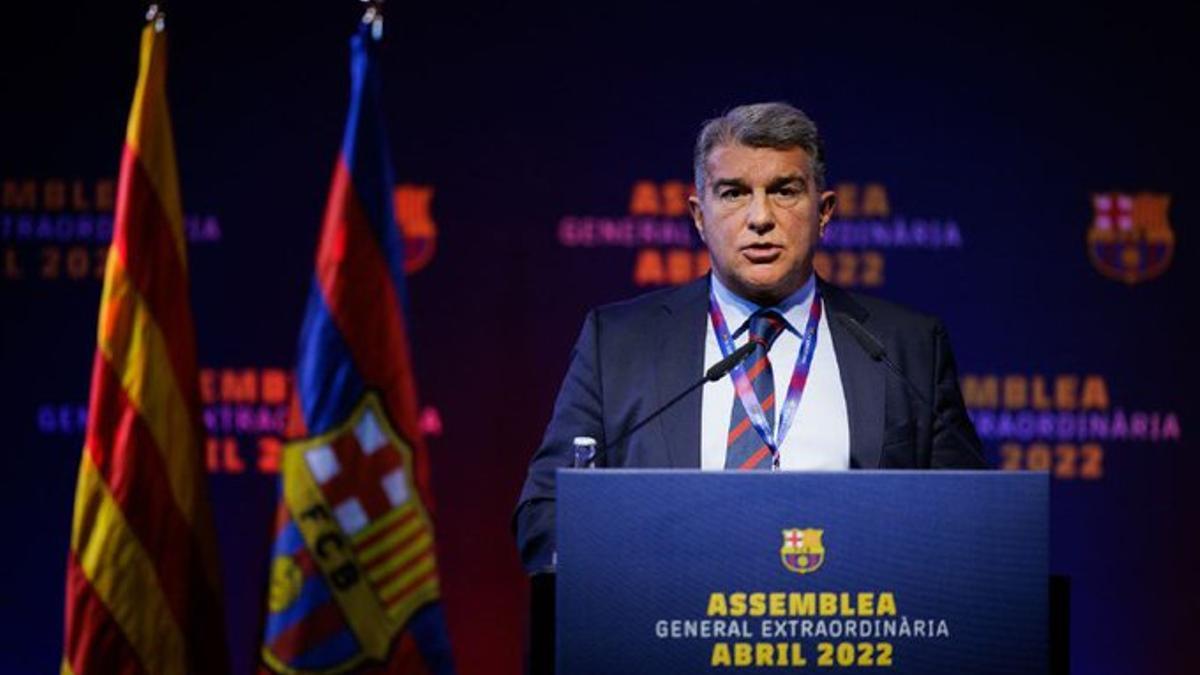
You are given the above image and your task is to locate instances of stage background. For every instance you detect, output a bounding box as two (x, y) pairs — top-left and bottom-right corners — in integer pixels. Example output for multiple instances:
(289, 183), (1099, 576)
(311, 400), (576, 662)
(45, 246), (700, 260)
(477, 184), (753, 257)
(1, 2), (1196, 673)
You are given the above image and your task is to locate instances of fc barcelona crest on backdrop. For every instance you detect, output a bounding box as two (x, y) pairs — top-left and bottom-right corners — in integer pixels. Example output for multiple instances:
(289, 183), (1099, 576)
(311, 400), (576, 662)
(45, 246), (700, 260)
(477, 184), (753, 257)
(780, 528), (825, 575)
(1087, 192), (1175, 284)
(261, 393), (443, 674)
(394, 185), (438, 274)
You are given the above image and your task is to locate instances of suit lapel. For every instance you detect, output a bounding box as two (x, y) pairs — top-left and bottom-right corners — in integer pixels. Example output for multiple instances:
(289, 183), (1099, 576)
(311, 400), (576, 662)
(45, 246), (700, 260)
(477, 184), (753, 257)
(821, 279), (884, 469)
(653, 277), (709, 468)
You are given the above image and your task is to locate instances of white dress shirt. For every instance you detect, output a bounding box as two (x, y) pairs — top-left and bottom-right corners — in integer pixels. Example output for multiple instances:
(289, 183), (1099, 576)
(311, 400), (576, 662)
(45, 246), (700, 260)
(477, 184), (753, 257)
(700, 273), (850, 471)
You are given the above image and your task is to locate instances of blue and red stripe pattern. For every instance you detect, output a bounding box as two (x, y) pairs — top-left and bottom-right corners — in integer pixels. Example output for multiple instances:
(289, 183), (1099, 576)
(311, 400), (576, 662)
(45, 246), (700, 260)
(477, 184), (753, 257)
(260, 22), (454, 675)
(724, 312), (787, 469)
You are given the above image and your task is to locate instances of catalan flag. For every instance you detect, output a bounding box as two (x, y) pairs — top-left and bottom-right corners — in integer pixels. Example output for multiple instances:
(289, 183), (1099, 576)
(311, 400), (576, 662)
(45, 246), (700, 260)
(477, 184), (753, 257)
(62, 9), (229, 675)
(259, 18), (455, 675)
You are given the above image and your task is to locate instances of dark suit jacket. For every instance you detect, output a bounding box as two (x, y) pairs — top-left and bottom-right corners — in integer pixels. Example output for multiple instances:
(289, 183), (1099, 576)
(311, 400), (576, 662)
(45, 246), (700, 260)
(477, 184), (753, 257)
(514, 275), (985, 574)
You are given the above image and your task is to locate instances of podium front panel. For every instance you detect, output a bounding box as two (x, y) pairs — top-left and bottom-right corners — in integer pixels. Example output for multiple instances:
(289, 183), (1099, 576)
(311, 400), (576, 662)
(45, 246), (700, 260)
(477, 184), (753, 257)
(557, 470), (1047, 674)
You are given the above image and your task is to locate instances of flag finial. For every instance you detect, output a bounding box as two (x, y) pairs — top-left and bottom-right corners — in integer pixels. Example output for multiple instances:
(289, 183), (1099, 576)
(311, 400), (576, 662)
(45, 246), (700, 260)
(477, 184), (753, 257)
(361, 0), (384, 40)
(145, 4), (165, 32)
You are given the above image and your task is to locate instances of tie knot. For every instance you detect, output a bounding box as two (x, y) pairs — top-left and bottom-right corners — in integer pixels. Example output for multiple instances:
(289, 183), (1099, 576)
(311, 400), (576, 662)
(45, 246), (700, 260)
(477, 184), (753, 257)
(747, 310), (787, 351)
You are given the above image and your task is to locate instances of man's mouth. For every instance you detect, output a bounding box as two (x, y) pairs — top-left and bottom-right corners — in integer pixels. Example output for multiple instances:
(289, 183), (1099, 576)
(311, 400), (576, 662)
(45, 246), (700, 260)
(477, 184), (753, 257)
(741, 243), (782, 263)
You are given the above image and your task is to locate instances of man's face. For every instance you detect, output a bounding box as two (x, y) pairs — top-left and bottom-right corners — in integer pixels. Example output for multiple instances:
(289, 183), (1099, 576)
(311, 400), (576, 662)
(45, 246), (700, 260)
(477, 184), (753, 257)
(689, 143), (835, 305)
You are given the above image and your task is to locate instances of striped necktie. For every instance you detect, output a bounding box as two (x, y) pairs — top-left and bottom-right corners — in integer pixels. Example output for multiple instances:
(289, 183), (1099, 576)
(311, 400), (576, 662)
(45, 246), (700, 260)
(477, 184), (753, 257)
(724, 310), (788, 470)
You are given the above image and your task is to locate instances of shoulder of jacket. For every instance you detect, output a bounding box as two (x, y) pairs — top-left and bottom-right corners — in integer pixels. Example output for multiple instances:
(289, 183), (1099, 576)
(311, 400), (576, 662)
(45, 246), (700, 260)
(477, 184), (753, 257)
(822, 281), (942, 333)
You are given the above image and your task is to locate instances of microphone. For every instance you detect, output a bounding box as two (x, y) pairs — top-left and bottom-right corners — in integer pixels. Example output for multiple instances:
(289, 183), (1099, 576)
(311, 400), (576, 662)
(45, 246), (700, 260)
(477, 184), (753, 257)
(835, 313), (886, 361)
(832, 312), (985, 465)
(705, 340), (758, 382)
(592, 340), (759, 465)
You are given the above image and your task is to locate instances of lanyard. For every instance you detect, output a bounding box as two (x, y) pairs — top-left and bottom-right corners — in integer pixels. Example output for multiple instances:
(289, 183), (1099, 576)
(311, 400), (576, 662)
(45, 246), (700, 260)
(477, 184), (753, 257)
(708, 285), (822, 468)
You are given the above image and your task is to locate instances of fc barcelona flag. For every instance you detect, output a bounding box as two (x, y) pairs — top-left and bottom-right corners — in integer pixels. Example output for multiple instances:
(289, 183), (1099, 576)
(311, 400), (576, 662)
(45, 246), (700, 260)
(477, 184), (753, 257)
(259, 17), (455, 675)
(62, 8), (230, 675)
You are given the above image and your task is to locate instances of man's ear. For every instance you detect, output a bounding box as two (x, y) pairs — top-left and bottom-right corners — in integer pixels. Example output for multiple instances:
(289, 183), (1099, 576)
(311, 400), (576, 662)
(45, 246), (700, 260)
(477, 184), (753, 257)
(817, 190), (837, 237)
(689, 193), (707, 243)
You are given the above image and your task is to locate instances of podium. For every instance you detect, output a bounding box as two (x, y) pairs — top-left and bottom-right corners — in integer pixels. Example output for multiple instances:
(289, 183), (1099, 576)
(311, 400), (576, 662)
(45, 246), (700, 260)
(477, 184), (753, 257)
(555, 470), (1047, 674)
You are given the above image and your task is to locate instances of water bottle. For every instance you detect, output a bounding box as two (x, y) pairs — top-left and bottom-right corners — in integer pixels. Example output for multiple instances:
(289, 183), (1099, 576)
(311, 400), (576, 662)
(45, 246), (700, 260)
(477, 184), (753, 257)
(572, 436), (598, 469)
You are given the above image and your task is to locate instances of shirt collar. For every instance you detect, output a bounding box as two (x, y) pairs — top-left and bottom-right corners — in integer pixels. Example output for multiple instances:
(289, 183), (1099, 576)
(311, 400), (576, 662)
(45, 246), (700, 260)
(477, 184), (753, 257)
(711, 271), (816, 338)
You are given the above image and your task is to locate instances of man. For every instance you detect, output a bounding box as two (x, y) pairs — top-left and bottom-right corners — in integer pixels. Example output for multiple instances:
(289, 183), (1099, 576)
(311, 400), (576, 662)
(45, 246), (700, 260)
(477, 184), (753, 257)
(514, 102), (985, 576)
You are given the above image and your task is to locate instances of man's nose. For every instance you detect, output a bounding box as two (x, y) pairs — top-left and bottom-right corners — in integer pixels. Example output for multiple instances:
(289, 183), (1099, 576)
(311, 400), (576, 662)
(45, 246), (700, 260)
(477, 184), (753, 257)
(746, 189), (774, 234)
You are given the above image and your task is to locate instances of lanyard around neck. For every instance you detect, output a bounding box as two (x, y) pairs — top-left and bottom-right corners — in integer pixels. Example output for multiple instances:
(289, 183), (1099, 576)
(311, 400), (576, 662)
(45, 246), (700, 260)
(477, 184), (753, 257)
(708, 285), (823, 467)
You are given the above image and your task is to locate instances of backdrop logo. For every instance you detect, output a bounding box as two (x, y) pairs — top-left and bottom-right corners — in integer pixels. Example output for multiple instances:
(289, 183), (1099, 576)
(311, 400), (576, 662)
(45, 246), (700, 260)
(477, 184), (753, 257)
(35, 366), (443, 476)
(780, 528), (825, 575)
(961, 372), (1182, 481)
(556, 180), (964, 289)
(1087, 192), (1174, 284)
(393, 184), (436, 274)
(1, 176), (220, 283)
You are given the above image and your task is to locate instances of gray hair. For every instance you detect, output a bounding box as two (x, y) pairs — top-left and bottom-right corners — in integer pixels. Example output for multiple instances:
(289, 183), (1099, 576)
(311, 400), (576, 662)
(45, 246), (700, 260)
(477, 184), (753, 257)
(693, 102), (827, 194)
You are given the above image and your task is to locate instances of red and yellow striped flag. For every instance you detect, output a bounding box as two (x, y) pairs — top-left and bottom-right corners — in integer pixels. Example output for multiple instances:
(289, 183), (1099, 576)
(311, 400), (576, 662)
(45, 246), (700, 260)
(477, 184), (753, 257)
(62, 11), (229, 675)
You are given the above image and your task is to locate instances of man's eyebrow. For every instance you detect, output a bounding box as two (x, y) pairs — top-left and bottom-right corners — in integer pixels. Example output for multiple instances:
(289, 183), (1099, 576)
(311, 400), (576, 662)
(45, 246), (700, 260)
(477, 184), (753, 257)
(768, 174), (808, 189)
(710, 178), (747, 193)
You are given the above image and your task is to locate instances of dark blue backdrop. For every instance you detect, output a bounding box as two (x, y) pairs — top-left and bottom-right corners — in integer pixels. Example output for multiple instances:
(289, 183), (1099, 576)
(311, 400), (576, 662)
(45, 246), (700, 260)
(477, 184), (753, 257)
(1, 2), (1196, 673)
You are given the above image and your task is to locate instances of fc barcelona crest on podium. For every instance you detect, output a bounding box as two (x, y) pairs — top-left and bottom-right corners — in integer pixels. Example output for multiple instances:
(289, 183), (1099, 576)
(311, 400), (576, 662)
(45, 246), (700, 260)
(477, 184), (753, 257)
(780, 528), (826, 575)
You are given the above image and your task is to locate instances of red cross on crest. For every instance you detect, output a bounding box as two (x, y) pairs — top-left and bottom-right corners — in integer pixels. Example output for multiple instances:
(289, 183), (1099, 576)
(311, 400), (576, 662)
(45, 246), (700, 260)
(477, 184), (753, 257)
(303, 405), (412, 537)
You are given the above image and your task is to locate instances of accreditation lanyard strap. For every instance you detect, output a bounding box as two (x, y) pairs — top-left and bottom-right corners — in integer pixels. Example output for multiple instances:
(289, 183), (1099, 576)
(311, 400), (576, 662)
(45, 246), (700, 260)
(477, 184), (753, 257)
(708, 286), (822, 465)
